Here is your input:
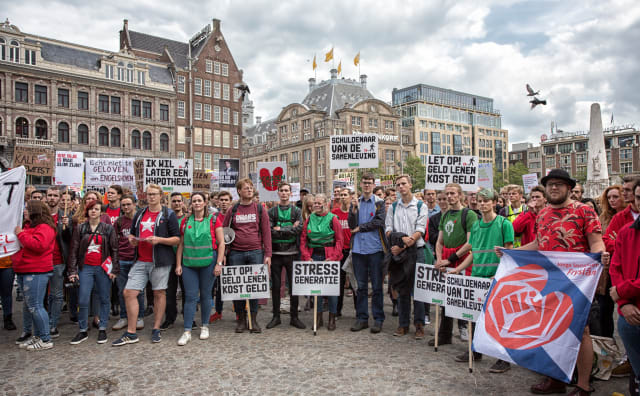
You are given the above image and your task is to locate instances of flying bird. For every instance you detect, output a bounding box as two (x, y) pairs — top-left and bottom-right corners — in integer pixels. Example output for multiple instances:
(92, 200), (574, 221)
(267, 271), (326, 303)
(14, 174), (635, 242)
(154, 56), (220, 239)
(526, 84), (540, 96)
(234, 82), (250, 101)
(530, 97), (547, 110)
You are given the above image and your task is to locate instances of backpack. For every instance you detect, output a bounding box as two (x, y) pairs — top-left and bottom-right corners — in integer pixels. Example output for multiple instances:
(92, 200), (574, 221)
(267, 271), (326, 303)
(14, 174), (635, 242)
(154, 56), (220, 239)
(440, 207), (471, 233)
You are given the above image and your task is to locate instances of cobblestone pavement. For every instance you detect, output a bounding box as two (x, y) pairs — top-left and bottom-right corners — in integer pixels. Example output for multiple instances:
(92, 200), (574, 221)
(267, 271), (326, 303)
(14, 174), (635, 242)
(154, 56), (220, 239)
(0, 295), (628, 396)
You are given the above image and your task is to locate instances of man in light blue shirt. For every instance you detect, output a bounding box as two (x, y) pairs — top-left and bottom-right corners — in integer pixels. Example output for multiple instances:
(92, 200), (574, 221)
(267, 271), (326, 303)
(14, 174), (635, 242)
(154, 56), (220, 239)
(424, 189), (440, 218)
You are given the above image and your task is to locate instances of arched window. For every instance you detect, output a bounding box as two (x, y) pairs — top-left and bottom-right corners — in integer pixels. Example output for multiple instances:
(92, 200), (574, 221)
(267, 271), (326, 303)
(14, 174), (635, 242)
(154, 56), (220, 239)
(111, 128), (121, 147)
(117, 62), (125, 81)
(98, 126), (109, 146)
(78, 124), (89, 144)
(35, 119), (47, 140)
(131, 129), (141, 149)
(160, 133), (169, 152)
(143, 131), (152, 150)
(9, 40), (19, 63)
(58, 122), (69, 143)
(126, 63), (134, 83)
(15, 117), (28, 138)
(0, 38), (5, 61)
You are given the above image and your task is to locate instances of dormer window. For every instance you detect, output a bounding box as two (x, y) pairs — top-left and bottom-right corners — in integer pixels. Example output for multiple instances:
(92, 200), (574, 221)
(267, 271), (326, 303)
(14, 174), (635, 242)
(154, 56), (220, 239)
(0, 38), (5, 60)
(24, 48), (36, 65)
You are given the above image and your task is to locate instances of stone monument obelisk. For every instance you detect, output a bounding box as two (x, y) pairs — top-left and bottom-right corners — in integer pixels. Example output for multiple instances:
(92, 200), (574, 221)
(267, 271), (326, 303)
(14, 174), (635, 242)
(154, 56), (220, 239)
(584, 103), (609, 198)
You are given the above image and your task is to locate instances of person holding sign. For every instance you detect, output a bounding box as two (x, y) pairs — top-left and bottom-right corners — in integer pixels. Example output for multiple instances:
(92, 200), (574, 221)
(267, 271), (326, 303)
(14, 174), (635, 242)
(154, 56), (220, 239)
(300, 194), (344, 330)
(448, 189), (514, 373)
(174, 192), (225, 346)
(67, 200), (119, 345)
(222, 178), (272, 334)
(266, 182), (305, 330)
(348, 173), (388, 333)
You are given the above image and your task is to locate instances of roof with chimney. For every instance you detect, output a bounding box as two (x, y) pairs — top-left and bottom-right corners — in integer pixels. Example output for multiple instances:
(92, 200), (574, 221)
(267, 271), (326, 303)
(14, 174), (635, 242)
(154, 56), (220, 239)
(302, 72), (374, 119)
(243, 118), (277, 139)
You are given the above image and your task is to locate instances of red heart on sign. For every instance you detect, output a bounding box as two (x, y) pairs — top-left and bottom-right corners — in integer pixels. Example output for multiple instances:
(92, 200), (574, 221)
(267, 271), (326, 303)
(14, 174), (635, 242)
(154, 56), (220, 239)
(484, 264), (574, 350)
(259, 167), (284, 191)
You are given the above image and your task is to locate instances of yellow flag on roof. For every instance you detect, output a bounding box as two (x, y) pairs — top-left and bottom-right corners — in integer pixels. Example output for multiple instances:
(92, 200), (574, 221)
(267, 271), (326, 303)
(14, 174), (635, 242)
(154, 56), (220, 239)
(312, 55), (317, 70)
(325, 47), (333, 62)
(337, 60), (342, 75)
(354, 52), (360, 66)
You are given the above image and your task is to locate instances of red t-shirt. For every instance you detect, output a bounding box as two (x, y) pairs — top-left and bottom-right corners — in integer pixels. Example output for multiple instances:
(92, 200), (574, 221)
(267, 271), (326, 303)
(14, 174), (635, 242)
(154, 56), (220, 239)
(51, 213), (64, 265)
(106, 206), (121, 226)
(85, 234), (102, 266)
(137, 210), (159, 262)
(331, 207), (351, 247)
(535, 201), (602, 252)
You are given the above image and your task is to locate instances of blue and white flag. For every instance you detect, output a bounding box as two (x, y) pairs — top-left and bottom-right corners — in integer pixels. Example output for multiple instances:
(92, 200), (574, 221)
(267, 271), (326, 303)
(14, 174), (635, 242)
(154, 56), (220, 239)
(473, 250), (602, 383)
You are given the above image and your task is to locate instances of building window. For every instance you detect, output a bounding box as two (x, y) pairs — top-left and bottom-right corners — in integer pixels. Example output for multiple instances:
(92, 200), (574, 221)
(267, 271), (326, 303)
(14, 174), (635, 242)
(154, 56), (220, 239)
(126, 64), (134, 83)
(58, 122), (69, 143)
(131, 100), (141, 117)
(35, 84), (49, 105)
(177, 101), (185, 118)
(204, 80), (211, 97)
(204, 104), (211, 121)
(223, 131), (230, 147)
(78, 124), (89, 144)
(137, 71), (145, 85)
(558, 143), (572, 154)
(574, 141), (588, 152)
(160, 133), (169, 152)
(194, 103), (202, 120)
(15, 82), (28, 103)
(142, 101), (152, 119)
(194, 128), (202, 145)
(177, 151), (185, 159)
(78, 91), (88, 110)
(105, 64), (114, 79)
(111, 96), (121, 114)
(214, 153), (221, 171)
(431, 132), (441, 155)
(233, 135), (239, 149)
(204, 129), (212, 146)
(16, 117), (29, 138)
(222, 63), (229, 76)
(111, 128), (121, 147)
(117, 62), (125, 81)
(143, 131), (152, 150)
(194, 78), (202, 96)
(351, 116), (362, 127)
(233, 111), (239, 126)
(9, 40), (19, 63)
(214, 106), (221, 122)
(205, 60), (213, 73)
(214, 82), (221, 99)
(545, 156), (555, 167)
(194, 152), (202, 170)
(131, 130), (141, 149)
(223, 107), (230, 124)
(576, 153), (587, 164)
(177, 126), (185, 144)
(234, 88), (241, 102)
(98, 126), (109, 146)
(35, 120), (47, 140)
(223, 84), (230, 100)
(385, 120), (394, 130)
(177, 75), (185, 93)
(544, 145), (556, 155)
(160, 104), (169, 121)
(214, 130), (221, 147)
(214, 61), (221, 75)
(99, 95), (109, 113)
(621, 148), (633, 160)
(621, 162), (633, 174)
(0, 38), (5, 60)
(58, 88), (69, 108)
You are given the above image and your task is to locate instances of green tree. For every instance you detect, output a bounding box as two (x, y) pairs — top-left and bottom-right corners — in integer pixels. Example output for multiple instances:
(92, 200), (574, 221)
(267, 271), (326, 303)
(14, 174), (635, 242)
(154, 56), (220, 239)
(508, 161), (530, 186)
(404, 155), (426, 191)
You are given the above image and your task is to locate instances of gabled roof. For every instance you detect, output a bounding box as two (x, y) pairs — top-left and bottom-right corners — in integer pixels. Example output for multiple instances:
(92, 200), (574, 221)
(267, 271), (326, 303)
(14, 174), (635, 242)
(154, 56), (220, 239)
(301, 77), (374, 119)
(244, 118), (277, 138)
(128, 30), (190, 68)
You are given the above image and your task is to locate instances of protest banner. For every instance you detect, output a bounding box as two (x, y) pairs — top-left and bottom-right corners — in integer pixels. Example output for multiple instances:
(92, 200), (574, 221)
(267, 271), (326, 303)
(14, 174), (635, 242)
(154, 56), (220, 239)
(143, 158), (193, 194)
(134, 159), (145, 193)
(290, 182), (301, 201)
(85, 158), (135, 192)
(0, 167), (25, 257)
(380, 174), (396, 187)
(210, 171), (220, 190)
(330, 134), (378, 169)
(219, 158), (239, 188)
(292, 261), (341, 296)
(193, 170), (212, 192)
(12, 147), (54, 177)
(522, 173), (539, 194)
(473, 249), (602, 383)
(54, 151), (84, 189)
(220, 264), (270, 301)
(478, 163), (493, 190)
(257, 161), (287, 202)
(425, 155), (478, 192)
(414, 263), (447, 305)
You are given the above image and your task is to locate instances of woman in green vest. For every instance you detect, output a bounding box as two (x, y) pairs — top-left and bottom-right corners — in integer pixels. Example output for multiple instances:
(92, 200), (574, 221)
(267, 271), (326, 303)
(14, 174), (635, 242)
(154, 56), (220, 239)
(175, 192), (225, 346)
(300, 194), (344, 330)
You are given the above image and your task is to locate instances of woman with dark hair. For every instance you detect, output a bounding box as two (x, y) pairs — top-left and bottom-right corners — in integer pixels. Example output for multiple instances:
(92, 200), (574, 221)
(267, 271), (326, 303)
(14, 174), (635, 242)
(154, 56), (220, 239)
(175, 192), (225, 345)
(14, 200), (57, 350)
(581, 197), (601, 216)
(67, 200), (119, 345)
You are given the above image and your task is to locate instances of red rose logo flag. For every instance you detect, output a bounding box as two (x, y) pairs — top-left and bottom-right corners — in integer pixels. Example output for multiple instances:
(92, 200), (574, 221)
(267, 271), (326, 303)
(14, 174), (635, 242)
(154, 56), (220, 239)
(257, 161), (287, 202)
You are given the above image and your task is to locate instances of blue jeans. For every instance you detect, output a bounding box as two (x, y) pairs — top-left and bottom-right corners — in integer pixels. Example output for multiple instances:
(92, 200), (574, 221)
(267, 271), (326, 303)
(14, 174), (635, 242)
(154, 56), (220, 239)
(0, 267), (14, 317)
(618, 315), (640, 379)
(78, 265), (111, 331)
(397, 247), (425, 328)
(182, 258), (216, 331)
(117, 260), (144, 320)
(18, 273), (52, 342)
(352, 251), (385, 323)
(228, 249), (263, 314)
(312, 252), (338, 314)
(48, 264), (65, 328)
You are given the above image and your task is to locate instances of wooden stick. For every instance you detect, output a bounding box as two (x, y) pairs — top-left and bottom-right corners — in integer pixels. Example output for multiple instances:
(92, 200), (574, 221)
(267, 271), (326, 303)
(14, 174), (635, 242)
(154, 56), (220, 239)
(62, 186), (69, 230)
(434, 304), (439, 352)
(313, 295), (317, 336)
(468, 320), (473, 373)
(246, 300), (252, 331)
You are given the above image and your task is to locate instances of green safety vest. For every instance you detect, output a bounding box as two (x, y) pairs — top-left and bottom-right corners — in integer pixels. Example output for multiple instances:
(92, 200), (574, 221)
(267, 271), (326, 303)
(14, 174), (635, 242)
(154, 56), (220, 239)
(307, 212), (336, 248)
(273, 206), (295, 244)
(182, 214), (214, 268)
(506, 205), (525, 248)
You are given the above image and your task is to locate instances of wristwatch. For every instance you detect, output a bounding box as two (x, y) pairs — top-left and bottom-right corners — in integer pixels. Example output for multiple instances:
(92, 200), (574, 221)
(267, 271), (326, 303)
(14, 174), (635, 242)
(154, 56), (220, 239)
(216, 262), (224, 266)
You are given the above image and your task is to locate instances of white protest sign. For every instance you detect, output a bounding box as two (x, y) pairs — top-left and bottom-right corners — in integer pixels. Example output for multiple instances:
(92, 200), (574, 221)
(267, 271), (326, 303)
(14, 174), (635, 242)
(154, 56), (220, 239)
(220, 264), (270, 300)
(292, 261), (341, 296)
(54, 151), (84, 189)
(0, 167), (26, 257)
(414, 263), (447, 305)
(523, 173), (539, 194)
(257, 161), (287, 202)
(330, 134), (378, 169)
(85, 158), (136, 192)
(425, 155), (478, 192)
(143, 158), (193, 193)
(478, 163), (493, 190)
(221, 187), (238, 201)
(290, 183), (300, 201)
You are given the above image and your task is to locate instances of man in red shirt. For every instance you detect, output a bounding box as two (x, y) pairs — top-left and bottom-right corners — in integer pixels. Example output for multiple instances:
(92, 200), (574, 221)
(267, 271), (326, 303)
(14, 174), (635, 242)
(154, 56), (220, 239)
(512, 185), (546, 246)
(105, 185), (123, 225)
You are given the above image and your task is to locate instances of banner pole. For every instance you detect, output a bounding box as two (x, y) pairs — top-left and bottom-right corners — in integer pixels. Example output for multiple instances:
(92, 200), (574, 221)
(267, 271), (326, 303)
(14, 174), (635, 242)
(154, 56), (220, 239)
(468, 320), (473, 373)
(434, 305), (439, 352)
(313, 295), (318, 336)
(62, 186), (69, 230)
(246, 300), (252, 331)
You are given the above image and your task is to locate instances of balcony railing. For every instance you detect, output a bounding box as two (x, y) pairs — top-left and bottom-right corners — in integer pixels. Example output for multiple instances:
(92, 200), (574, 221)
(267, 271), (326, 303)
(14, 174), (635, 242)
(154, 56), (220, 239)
(15, 137), (54, 147)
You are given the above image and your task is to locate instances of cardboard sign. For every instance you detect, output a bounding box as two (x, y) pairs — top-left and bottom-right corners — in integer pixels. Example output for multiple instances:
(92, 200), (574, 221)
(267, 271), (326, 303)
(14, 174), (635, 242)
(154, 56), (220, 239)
(330, 134), (379, 169)
(292, 261), (341, 296)
(219, 158), (239, 188)
(290, 183), (301, 201)
(0, 167), (26, 257)
(380, 174), (396, 187)
(193, 170), (212, 192)
(523, 173), (539, 194)
(54, 151), (84, 189)
(85, 158), (135, 192)
(134, 159), (145, 193)
(257, 161), (287, 202)
(220, 264), (270, 301)
(143, 158), (193, 194)
(478, 163), (493, 190)
(12, 147), (54, 177)
(425, 155), (478, 192)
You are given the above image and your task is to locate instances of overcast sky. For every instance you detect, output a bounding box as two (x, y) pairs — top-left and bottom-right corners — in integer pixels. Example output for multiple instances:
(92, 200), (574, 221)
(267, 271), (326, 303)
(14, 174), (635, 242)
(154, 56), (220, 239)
(7, 0), (640, 148)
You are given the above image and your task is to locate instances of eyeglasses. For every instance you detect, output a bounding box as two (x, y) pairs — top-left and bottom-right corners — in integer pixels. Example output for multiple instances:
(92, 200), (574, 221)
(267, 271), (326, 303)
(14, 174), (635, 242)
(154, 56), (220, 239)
(147, 192), (160, 196)
(361, 181), (373, 185)
(546, 182), (566, 189)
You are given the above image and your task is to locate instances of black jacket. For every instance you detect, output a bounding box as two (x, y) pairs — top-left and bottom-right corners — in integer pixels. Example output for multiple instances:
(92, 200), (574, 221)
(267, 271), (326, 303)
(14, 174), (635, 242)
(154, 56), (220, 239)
(68, 222), (119, 276)
(268, 204), (303, 255)
(130, 206), (180, 268)
(54, 208), (73, 265)
(428, 212), (442, 254)
(347, 195), (389, 252)
(386, 232), (417, 296)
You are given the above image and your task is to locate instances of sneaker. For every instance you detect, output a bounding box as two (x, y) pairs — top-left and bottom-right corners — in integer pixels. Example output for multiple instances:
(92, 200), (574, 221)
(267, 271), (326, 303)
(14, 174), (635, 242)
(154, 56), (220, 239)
(200, 326), (209, 340)
(15, 332), (32, 345)
(70, 332), (88, 345)
(209, 312), (222, 322)
(18, 336), (38, 349)
(26, 338), (53, 351)
(177, 331), (191, 346)
(160, 320), (173, 330)
(424, 315), (431, 325)
(112, 318), (127, 331)
(455, 351), (482, 362)
(489, 359), (511, 373)
(370, 322), (383, 334)
(50, 328), (60, 338)
(460, 327), (469, 341)
(151, 329), (162, 343)
(612, 360), (633, 377)
(136, 318), (145, 330)
(97, 330), (108, 344)
(112, 332), (139, 346)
